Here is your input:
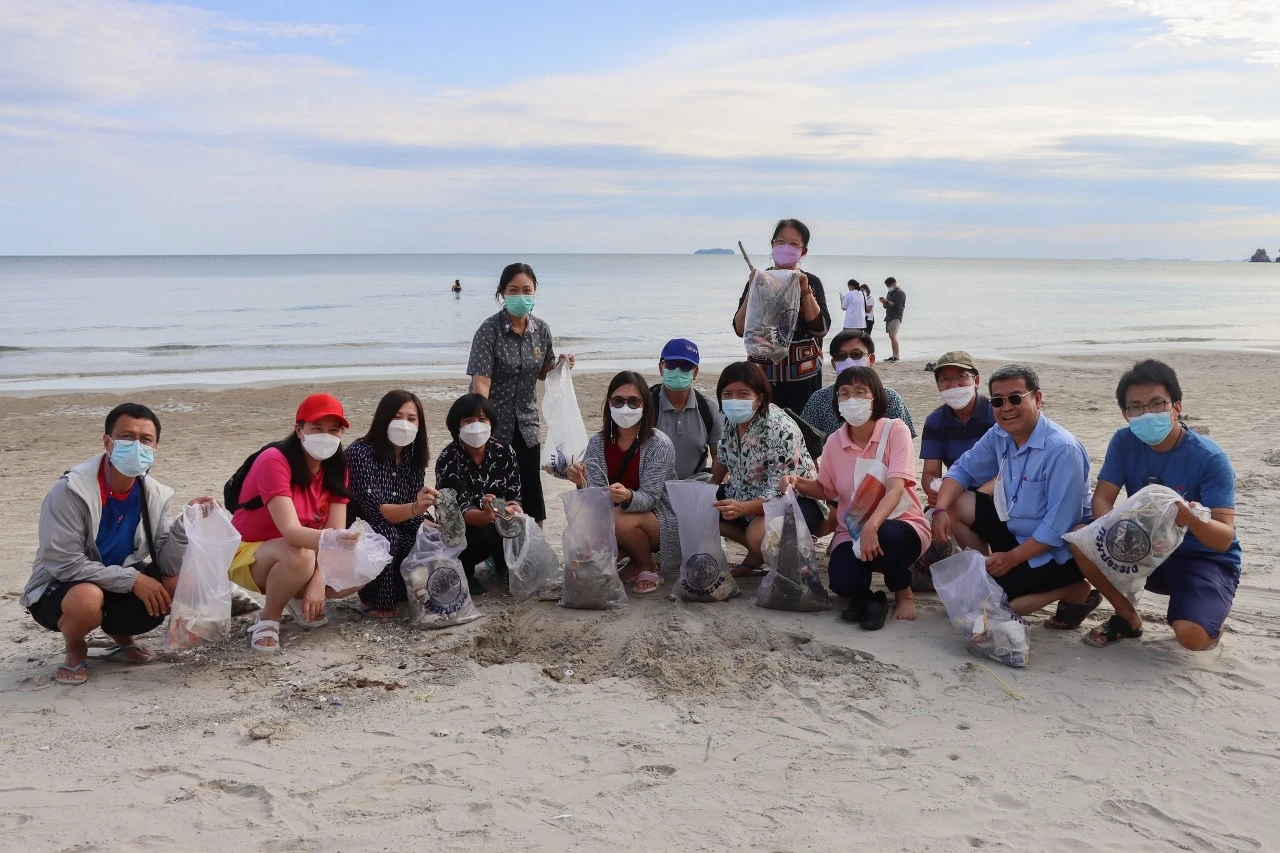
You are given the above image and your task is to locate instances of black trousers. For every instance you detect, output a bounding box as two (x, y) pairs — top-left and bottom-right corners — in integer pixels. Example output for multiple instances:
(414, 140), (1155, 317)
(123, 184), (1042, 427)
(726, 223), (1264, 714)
(512, 431), (547, 522)
(460, 523), (509, 576)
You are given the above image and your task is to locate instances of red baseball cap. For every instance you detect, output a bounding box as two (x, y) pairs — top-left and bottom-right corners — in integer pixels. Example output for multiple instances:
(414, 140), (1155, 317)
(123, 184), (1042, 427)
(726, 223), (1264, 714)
(295, 393), (349, 428)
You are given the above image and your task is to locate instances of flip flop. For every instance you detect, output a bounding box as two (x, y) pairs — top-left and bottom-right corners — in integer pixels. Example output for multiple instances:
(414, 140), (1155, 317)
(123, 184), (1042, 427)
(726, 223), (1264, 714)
(1045, 589), (1103, 630)
(1083, 613), (1143, 648)
(730, 564), (767, 578)
(98, 643), (154, 663)
(633, 571), (664, 595)
(55, 662), (88, 686)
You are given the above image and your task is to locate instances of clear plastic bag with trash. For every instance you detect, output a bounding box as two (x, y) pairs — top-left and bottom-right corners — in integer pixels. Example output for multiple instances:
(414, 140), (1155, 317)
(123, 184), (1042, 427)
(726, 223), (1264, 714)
(504, 513), (564, 601)
(742, 268), (801, 363)
(931, 549), (1028, 668)
(666, 480), (739, 602)
(317, 519), (392, 590)
(164, 503), (241, 652)
(757, 486), (830, 611)
(559, 487), (628, 609)
(401, 522), (482, 629)
(1063, 484), (1207, 604)
(540, 361), (590, 478)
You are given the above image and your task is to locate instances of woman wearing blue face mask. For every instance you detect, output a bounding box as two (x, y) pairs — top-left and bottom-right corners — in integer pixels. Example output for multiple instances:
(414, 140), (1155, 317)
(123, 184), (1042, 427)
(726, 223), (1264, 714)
(467, 262), (574, 527)
(710, 361), (823, 576)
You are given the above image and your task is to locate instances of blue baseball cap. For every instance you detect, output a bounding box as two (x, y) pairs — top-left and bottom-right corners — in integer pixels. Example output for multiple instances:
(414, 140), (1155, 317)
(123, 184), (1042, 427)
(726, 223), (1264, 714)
(660, 338), (700, 366)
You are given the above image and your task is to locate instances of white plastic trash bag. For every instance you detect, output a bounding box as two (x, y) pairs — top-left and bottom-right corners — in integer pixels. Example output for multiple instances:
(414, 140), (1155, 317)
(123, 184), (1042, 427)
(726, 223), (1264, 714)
(318, 519), (392, 590)
(541, 361), (590, 478)
(1063, 485), (1207, 604)
(164, 503), (240, 651)
(505, 514), (563, 601)
(667, 480), (738, 602)
(401, 523), (482, 629)
(743, 269), (801, 363)
(931, 549), (1028, 668)
(758, 487), (830, 612)
(559, 487), (627, 609)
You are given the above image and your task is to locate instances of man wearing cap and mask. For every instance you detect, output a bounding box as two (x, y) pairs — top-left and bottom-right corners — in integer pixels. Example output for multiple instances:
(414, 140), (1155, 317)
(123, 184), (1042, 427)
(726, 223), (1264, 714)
(651, 338), (722, 481)
(21, 403), (218, 685)
(920, 351), (997, 506)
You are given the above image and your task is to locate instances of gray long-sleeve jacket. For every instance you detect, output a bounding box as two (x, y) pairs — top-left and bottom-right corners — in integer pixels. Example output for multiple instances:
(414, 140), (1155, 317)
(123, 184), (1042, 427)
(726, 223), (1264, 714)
(21, 453), (188, 608)
(583, 431), (679, 575)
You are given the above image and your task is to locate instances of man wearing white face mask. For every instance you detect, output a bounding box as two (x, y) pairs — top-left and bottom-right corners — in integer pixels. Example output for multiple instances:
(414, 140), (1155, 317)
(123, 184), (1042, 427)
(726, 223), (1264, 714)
(800, 330), (915, 445)
(23, 403), (217, 685)
(920, 351), (997, 506)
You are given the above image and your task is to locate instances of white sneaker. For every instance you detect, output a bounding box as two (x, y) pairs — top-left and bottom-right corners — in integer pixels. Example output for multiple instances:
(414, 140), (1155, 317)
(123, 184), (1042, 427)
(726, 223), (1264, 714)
(285, 599), (328, 628)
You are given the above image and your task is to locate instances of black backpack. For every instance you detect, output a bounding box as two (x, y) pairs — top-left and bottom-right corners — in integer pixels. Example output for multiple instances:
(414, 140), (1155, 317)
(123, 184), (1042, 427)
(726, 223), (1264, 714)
(223, 442), (281, 512)
(649, 385), (717, 470)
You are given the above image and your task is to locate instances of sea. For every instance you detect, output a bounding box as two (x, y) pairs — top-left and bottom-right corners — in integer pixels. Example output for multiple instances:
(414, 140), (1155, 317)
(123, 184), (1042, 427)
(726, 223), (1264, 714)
(2, 254), (1278, 393)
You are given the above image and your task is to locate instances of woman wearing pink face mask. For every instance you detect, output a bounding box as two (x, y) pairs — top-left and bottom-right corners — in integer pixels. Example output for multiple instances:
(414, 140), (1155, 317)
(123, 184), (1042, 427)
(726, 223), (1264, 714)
(732, 219), (832, 414)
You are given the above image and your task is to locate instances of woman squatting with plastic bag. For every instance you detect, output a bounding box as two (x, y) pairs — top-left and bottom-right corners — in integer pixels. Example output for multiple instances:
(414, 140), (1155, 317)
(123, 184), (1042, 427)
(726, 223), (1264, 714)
(567, 371), (678, 595)
(227, 394), (365, 652)
(783, 366), (930, 630)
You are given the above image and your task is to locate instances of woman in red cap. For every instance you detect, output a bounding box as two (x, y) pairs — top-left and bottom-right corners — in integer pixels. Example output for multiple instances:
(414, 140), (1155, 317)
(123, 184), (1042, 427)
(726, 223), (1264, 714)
(228, 393), (361, 652)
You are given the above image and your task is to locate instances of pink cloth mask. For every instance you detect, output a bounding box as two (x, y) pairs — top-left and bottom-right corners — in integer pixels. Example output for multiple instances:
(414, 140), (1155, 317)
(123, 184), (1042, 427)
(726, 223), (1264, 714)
(771, 244), (803, 267)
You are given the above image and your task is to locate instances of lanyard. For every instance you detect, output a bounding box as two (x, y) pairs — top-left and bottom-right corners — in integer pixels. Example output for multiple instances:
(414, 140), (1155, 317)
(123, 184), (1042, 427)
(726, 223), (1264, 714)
(1005, 450), (1032, 510)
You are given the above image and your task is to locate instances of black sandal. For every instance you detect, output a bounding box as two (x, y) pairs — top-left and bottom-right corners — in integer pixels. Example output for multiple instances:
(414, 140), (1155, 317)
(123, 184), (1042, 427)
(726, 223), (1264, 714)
(1083, 613), (1143, 647)
(859, 591), (889, 631)
(1045, 589), (1103, 630)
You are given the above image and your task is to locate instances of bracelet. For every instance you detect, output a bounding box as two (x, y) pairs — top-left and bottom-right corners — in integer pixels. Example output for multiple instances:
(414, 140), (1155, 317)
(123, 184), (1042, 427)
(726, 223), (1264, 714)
(933, 507), (948, 515)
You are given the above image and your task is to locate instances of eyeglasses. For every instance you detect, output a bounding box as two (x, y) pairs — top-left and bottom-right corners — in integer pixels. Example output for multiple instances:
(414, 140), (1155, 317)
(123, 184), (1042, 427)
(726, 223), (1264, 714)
(111, 434), (157, 447)
(663, 360), (696, 373)
(609, 396), (644, 409)
(936, 373), (976, 389)
(1124, 400), (1172, 417)
(771, 239), (803, 249)
(990, 392), (1035, 408)
(835, 351), (869, 361)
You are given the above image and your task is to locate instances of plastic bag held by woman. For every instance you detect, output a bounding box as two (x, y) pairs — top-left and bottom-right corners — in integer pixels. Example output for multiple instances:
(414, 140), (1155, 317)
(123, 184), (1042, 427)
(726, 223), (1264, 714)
(505, 514), (564, 601)
(931, 550), (1028, 668)
(559, 487), (628, 609)
(401, 522), (482, 628)
(317, 519), (392, 590)
(743, 269), (801, 363)
(758, 486), (830, 612)
(1063, 484), (1207, 604)
(541, 361), (590, 478)
(164, 503), (241, 652)
(667, 480), (738, 602)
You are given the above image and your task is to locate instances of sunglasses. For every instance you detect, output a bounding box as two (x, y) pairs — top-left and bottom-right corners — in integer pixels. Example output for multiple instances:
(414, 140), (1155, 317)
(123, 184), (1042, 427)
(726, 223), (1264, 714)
(990, 392), (1035, 408)
(609, 396), (644, 409)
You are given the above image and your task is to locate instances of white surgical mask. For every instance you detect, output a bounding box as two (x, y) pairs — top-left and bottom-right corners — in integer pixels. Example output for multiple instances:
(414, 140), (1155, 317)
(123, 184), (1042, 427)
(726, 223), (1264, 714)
(940, 386), (976, 410)
(610, 406), (643, 428)
(459, 422), (491, 448)
(838, 398), (873, 427)
(386, 419), (418, 447)
(301, 432), (341, 461)
(834, 356), (868, 374)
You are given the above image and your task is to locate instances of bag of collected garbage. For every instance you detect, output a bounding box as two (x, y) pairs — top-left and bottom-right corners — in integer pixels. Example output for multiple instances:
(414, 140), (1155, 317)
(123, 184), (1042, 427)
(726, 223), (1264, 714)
(931, 550), (1027, 668)
(559, 487), (627, 609)
(401, 522), (481, 629)
(843, 419), (912, 550)
(666, 480), (738, 603)
(164, 503), (241, 651)
(743, 268), (801, 363)
(317, 519), (392, 590)
(1063, 484), (1207, 604)
(505, 514), (563, 601)
(757, 487), (830, 611)
(540, 362), (590, 478)
(910, 508), (955, 592)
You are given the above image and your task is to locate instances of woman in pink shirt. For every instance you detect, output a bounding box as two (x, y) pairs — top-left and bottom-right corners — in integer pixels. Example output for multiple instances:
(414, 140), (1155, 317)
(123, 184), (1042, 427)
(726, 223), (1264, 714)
(229, 393), (360, 652)
(784, 366), (929, 630)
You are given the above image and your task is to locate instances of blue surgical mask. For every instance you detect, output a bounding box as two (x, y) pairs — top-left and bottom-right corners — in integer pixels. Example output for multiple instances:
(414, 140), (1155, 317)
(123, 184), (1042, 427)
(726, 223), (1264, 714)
(721, 398), (758, 425)
(1129, 411), (1174, 446)
(504, 295), (536, 317)
(109, 439), (154, 477)
(662, 368), (694, 391)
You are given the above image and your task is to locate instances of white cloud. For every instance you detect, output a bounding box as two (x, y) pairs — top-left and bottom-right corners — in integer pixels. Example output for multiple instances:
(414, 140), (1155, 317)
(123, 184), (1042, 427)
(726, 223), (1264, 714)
(1117, 0), (1280, 64)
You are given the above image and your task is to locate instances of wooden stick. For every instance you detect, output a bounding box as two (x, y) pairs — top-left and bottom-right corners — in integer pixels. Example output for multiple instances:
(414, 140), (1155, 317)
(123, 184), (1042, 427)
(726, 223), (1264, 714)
(737, 241), (755, 273)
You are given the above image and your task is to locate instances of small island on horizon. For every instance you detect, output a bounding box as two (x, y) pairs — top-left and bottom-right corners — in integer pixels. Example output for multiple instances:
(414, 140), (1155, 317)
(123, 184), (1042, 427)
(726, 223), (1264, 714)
(693, 248), (735, 255)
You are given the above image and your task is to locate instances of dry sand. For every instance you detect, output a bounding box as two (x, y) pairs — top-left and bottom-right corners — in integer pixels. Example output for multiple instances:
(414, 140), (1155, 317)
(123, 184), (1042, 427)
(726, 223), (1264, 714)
(2, 352), (1278, 851)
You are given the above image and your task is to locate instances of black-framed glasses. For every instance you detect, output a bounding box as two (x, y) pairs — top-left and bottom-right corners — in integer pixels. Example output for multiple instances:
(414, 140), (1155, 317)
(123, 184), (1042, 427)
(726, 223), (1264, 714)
(1124, 400), (1172, 417)
(990, 392), (1034, 408)
(771, 238), (803, 249)
(609, 395), (644, 409)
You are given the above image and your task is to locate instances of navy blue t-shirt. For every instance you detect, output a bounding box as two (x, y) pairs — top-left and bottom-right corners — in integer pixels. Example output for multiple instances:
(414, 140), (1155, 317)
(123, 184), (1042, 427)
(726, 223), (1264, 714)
(1097, 427), (1241, 573)
(97, 470), (142, 568)
(920, 395), (997, 468)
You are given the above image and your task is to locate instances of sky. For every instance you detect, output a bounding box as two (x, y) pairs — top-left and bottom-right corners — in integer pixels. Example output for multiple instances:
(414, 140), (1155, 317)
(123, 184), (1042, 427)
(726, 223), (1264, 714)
(1, 0), (1278, 258)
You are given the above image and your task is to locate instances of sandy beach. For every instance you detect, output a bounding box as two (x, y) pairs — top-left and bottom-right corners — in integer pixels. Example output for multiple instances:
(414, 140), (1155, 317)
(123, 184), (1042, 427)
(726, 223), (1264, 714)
(2, 351), (1278, 851)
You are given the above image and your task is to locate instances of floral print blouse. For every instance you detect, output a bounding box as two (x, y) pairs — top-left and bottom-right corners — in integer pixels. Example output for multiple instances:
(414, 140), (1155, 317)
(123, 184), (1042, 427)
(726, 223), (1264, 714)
(717, 403), (817, 506)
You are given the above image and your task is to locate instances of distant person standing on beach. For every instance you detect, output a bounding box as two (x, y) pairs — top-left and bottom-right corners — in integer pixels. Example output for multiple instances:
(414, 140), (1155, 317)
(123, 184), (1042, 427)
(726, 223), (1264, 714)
(879, 277), (905, 362)
(467, 262), (573, 525)
(862, 283), (875, 335)
(839, 279), (863, 330)
(732, 219), (831, 413)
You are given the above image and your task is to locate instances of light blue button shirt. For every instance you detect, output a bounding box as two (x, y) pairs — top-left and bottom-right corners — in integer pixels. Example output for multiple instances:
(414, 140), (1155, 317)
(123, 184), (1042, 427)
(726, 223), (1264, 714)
(944, 414), (1090, 567)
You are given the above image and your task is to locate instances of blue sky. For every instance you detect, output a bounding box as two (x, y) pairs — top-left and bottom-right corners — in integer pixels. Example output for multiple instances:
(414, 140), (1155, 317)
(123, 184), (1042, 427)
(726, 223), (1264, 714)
(1, 0), (1278, 258)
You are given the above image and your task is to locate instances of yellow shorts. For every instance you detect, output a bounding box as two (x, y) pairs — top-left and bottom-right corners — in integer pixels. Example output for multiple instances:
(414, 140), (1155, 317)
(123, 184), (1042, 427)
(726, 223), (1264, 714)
(228, 540), (266, 593)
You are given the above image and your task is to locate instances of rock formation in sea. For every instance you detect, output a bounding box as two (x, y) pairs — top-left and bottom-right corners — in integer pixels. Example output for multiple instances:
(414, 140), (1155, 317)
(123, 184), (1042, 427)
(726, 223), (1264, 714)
(1248, 249), (1271, 262)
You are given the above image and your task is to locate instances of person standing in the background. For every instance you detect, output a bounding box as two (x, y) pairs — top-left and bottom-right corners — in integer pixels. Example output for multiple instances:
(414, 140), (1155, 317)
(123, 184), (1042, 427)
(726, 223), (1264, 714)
(839, 279), (864, 330)
(731, 218), (831, 413)
(452, 279), (462, 294)
(879, 277), (905, 363)
(862, 283), (875, 336)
